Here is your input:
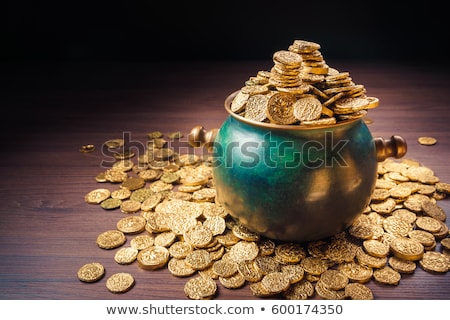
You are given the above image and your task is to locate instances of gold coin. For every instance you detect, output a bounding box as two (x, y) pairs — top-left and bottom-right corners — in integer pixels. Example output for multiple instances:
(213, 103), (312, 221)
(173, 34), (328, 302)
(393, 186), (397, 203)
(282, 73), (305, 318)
(273, 50), (302, 67)
(100, 197), (122, 210)
(299, 256), (329, 275)
(344, 283), (374, 300)
(390, 237), (424, 261)
(183, 224), (213, 248)
(167, 258), (196, 277)
(104, 168), (128, 183)
(106, 272), (135, 293)
(84, 188), (111, 204)
(77, 262), (105, 283)
(137, 246), (170, 270)
(419, 251), (449, 273)
(168, 241), (193, 259)
(212, 259), (238, 278)
(418, 136), (437, 146)
(315, 280), (346, 300)
(261, 271), (291, 294)
(230, 91), (249, 113)
(415, 216), (442, 233)
(96, 230), (126, 249)
(130, 234), (154, 250)
(104, 138), (124, 148)
(229, 240), (259, 263)
(185, 249), (212, 270)
(293, 96), (322, 121)
(154, 231), (177, 247)
(219, 272), (246, 289)
(114, 247), (139, 264)
(254, 255), (281, 275)
(280, 264), (305, 284)
(237, 259), (264, 282)
(274, 242), (306, 264)
(266, 92), (297, 125)
(232, 223), (260, 241)
(282, 279), (314, 300)
(79, 144), (95, 153)
(355, 247), (387, 268)
(421, 199), (447, 221)
(373, 266), (401, 285)
(244, 94), (270, 122)
(184, 276), (217, 300)
(388, 256), (417, 274)
(362, 239), (390, 258)
(121, 177), (145, 191)
(111, 188), (132, 200)
(338, 261), (373, 283)
(116, 215), (146, 234)
(319, 269), (348, 290)
(120, 199), (141, 214)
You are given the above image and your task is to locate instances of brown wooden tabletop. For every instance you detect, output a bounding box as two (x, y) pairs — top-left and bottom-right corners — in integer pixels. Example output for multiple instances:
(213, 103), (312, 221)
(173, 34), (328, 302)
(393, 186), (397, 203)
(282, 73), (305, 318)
(0, 60), (449, 300)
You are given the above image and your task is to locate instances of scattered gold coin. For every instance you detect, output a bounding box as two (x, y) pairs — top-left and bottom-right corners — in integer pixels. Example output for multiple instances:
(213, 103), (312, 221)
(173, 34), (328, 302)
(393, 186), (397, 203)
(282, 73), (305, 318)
(77, 262), (105, 283)
(418, 136), (437, 145)
(106, 272), (135, 293)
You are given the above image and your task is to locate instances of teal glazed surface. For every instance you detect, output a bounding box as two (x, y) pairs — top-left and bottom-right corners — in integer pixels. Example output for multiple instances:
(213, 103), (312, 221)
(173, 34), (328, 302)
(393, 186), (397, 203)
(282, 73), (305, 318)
(212, 116), (378, 242)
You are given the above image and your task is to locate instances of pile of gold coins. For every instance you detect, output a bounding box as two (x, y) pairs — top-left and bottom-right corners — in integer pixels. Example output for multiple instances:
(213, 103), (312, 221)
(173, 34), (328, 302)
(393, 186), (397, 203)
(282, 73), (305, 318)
(78, 130), (450, 300)
(230, 39), (379, 126)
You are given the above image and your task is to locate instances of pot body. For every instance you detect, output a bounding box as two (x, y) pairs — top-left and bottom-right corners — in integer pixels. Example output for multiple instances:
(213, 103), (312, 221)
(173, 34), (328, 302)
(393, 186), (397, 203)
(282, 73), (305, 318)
(211, 115), (378, 242)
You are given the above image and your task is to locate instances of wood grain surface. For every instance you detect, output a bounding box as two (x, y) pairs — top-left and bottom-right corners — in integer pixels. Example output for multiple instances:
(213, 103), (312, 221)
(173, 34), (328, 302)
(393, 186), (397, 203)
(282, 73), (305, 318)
(0, 60), (449, 300)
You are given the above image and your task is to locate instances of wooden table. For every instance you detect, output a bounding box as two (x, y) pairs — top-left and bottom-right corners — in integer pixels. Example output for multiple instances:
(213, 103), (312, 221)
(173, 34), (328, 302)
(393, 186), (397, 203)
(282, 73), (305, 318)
(0, 60), (449, 300)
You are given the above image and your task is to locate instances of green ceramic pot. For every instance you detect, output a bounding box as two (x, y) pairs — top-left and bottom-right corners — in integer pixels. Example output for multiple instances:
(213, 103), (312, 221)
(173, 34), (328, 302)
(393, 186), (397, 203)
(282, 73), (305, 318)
(189, 91), (407, 242)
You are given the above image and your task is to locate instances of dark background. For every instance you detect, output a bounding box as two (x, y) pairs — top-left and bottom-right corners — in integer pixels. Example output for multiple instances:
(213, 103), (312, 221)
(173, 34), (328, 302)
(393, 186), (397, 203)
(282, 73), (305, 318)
(4, 1), (449, 63)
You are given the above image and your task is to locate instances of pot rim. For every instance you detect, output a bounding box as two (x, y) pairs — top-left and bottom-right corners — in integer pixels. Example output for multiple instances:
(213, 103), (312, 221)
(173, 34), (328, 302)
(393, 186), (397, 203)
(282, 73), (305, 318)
(224, 90), (363, 131)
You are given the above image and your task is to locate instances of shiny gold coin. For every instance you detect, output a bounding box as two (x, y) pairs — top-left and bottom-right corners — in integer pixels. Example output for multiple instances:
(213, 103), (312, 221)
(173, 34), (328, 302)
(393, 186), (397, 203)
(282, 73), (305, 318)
(244, 94), (269, 122)
(117, 215), (146, 234)
(344, 283), (374, 300)
(212, 259), (238, 278)
(315, 280), (346, 300)
(104, 168), (128, 183)
(106, 272), (135, 293)
(441, 238), (450, 250)
(77, 262), (105, 283)
(229, 240), (259, 263)
(282, 279), (314, 300)
(408, 229), (436, 247)
(154, 231), (177, 247)
(373, 266), (401, 285)
(390, 237), (424, 261)
(167, 258), (196, 277)
(421, 199), (447, 221)
(100, 197), (122, 210)
(184, 276), (217, 300)
(261, 271), (291, 294)
(274, 242), (306, 264)
(362, 239), (390, 258)
(388, 256), (417, 274)
(185, 249), (212, 270)
(96, 230), (126, 249)
(112, 159), (134, 171)
(79, 144), (95, 153)
(415, 216), (442, 233)
(418, 136), (437, 146)
(355, 247), (387, 268)
(230, 91), (249, 113)
(120, 199), (141, 214)
(114, 247), (139, 264)
(130, 234), (154, 250)
(219, 272), (246, 289)
(266, 92), (297, 125)
(104, 138), (124, 149)
(111, 188), (132, 200)
(137, 246), (170, 270)
(293, 95), (322, 121)
(338, 262), (373, 283)
(300, 256), (329, 275)
(183, 224), (213, 248)
(254, 255), (281, 275)
(237, 259), (264, 282)
(121, 177), (145, 191)
(84, 188), (111, 204)
(232, 223), (260, 241)
(319, 269), (348, 290)
(419, 251), (449, 273)
(168, 241), (193, 259)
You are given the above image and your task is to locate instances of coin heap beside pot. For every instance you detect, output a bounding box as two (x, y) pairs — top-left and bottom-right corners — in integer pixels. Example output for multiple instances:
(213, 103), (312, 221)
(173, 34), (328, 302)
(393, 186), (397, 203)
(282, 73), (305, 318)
(231, 39), (379, 126)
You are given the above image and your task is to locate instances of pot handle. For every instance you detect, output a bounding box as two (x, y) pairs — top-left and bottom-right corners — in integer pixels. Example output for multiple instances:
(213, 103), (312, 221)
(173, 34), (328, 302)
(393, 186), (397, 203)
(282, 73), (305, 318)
(188, 125), (218, 150)
(374, 135), (407, 162)
(188, 126), (408, 162)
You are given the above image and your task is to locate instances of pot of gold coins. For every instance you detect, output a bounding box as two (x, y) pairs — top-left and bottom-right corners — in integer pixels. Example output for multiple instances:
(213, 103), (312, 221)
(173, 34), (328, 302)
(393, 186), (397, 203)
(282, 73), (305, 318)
(189, 40), (407, 243)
